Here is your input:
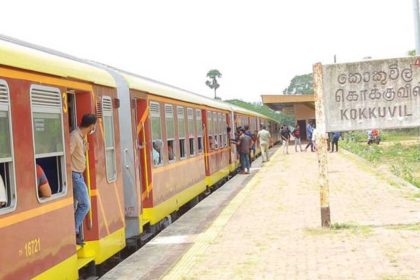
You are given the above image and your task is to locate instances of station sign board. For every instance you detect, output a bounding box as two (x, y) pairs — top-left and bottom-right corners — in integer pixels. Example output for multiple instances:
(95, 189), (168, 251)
(318, 57), (420, 132)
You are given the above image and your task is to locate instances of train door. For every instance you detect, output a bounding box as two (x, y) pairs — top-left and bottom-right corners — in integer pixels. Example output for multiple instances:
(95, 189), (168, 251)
(66, 90), (96, 239)
(67, 90), (77, 131)
(202, 110), (210, 176)
(136, 99), (151, 212)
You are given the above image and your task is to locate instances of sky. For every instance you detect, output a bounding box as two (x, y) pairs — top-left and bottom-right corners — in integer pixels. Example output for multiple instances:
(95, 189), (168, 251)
(0, 0), (416, 102)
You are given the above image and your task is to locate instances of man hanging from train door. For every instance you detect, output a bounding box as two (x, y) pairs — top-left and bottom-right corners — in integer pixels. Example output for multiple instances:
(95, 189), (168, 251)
(70, 114), (97, 245)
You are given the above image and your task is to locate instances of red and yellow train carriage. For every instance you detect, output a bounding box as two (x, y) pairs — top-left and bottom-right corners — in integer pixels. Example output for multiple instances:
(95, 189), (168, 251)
(0, 36), (279, 279)
(113, 72), (237, 234)
(0, 39), (125, 279)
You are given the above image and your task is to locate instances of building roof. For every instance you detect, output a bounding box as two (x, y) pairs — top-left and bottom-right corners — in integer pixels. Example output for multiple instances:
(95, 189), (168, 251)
(261, 94), (315, 111)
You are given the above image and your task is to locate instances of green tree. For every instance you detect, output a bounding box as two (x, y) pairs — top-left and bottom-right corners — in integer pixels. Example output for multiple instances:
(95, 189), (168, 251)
(205, 69), (222, 99)
(283, 73), (313, 95)
(408, 49), (416, 56)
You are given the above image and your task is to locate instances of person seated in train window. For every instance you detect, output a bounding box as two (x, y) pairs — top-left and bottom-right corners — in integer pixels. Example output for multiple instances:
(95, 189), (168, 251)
(168, 141), (175, 161)
(0, 175), (7, 208)
(208, 136), (214, 150)
(36, 164), (52, 198)
(213, 136), (219, 149)
(152, 140), (162, 165)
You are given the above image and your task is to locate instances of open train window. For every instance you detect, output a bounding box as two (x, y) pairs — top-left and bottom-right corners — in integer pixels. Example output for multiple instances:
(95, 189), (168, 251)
(196, 109), (203, 153)
(0, 80), (16, 213)
(177, 106), (186, 159)
(150, 102), (163, 166)
(213, 112), (219, 149)
(187, 108), (195, 156)
(224, 118), (228, 147)
(102, 96), (117, 182)
(207, 112), (214, 150)
(30, 85), (66, 201)
(218, 113), (224, 147)
(165, 104), (176, 162)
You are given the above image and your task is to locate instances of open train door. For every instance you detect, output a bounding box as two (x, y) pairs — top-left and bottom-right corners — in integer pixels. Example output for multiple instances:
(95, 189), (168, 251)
(66, 89), (98, 269)
(136, 98), (152, 229)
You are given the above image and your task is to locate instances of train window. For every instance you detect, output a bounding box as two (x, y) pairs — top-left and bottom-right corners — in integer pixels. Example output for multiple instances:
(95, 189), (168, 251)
(213, 112), (218, 149)
(224, 114), (228, 147)
(165, 104), (176, 162)
(219, 113), (224, 147)
(196, 109), (203, 153)
(0, 81), (16, 213)
(150, 102), (163, 166)
(187, 108), (195, 156)
(207, 112), (213, 150)
(102, 96), (117, 182)
(30, 85), (66, 200)
(177, 106), (186, 159)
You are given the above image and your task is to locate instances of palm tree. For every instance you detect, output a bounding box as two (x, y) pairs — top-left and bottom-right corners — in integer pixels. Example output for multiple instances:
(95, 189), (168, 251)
(205, 69), (222, 99)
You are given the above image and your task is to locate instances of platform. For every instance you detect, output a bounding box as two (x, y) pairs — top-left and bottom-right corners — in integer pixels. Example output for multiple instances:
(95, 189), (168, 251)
(102, 147), (420, 280)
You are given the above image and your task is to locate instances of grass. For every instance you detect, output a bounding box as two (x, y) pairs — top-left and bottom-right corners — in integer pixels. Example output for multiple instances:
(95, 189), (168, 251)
(304, 223), (372, 236)
(341, 136), (420, 188)
(385, 223), (420, 231)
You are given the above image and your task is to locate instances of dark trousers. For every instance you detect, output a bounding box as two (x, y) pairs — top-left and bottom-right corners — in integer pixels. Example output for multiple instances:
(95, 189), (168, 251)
(305, 139), (314, 152)
(240, 152), (250, 171)
(331, 139), (338, 152)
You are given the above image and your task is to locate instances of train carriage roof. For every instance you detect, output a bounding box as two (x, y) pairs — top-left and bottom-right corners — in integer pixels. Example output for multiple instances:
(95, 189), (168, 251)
(0, 35), (115, 87)
(122, 71), (274, 121)
(0, 34), (278, 123)
(122, 72), (230, 111)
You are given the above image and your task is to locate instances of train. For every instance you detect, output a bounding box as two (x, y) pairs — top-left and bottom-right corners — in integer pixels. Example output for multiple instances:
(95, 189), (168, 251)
(0, 35), (280, 279)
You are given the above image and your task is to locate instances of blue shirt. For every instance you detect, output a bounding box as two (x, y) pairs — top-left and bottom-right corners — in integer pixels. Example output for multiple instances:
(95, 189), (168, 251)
(306, 124), (313, 139)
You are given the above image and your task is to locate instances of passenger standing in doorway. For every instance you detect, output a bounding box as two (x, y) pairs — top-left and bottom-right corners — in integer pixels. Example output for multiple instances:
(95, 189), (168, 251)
(257, 125), (271, 162)
(70, 114), (97, 245)
(280, 125), (291, 154)
(292, 124), (303, 152)
(238, 128), (252, 174)
(304, 121), (314, 152)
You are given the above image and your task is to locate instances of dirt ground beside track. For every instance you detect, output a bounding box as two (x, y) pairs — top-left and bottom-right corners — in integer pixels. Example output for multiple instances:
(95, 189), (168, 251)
(163, 148), (420, 280)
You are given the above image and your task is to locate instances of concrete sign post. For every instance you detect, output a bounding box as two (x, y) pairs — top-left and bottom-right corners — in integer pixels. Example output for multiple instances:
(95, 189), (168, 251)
(314, 56), (420, 227)
(313, 63), (331, 227)
(321, 57), (420, 132)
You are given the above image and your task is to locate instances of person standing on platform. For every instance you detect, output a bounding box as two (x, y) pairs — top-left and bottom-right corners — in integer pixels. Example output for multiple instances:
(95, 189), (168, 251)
(304, 121), (314, 152)
(238, 128), (252, 174)
(280, 125), (291, 154)
(244, 125), (253, 166)
(330, 131), (341, 152)
(292, 124), (303, 152)
(70, 114), (97, 245)
(257, 125), (271, 162)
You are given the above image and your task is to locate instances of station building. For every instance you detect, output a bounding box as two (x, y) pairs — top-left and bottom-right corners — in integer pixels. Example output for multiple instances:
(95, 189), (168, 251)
(261, 94), (315, 139)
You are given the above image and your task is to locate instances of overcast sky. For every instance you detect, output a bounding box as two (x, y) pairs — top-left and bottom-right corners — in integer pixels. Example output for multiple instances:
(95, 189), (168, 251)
(0, 0), (416, 102)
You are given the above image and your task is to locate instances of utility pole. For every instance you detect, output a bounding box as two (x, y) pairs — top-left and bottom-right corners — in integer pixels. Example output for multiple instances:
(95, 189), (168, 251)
(413, 0), (420, 54)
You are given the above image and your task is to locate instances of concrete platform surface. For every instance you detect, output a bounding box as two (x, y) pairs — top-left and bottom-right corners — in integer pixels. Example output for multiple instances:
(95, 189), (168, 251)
(101, 149), (274, 280)
(103, 147), (420, 280)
